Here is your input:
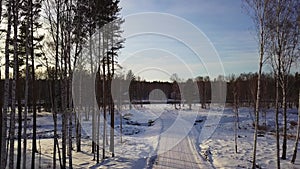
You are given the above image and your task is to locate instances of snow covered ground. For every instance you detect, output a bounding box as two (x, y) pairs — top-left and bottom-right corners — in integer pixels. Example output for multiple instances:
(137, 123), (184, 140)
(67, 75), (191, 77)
(12, 104), (300, 168)
(196, 107), (300, 169)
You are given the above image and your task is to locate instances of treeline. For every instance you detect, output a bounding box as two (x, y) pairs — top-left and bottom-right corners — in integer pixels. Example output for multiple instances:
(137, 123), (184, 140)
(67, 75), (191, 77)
(1, 72), (299, 110)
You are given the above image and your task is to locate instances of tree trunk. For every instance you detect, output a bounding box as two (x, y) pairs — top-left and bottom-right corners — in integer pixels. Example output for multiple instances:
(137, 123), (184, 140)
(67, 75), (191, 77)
(68, 109), (72, 169)
(275, 3), (281, 167)
(16, 2), (23, 165)
(275, 72), (281, 169)
(233, 84), (239, 154)
(9, 1), (19, 168)
(52, 0), (60, 168)
(252, 23), (264, 169)
(16, 59), (22, 169)
(22, 0), (30, 167)
(0, 83), (2, 168)
(96, 107), (100, 163)
(102, 34), (106, 161)
(110, 102), (115, 157)
(96, 29), (101, 162)
(61, 13), (67, 168)
(67, 1), (72, 167)
(281, 81), (287, 160)
(30, 0), (38, 168)
(235, 108), (238, 154)
(90, 33), (96, 157)
(61, 74), (67, 169)
(1, 0), (12, 168)
(76, 71), (82, 152)
(76, 114), (81, 151)
(110, 33), (115, 158)
(291, 90), (300, 163)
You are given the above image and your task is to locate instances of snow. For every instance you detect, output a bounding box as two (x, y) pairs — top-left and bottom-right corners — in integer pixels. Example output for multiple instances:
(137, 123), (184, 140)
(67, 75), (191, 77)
(10, 104), (300, 168)
(196, 107), (300, 169)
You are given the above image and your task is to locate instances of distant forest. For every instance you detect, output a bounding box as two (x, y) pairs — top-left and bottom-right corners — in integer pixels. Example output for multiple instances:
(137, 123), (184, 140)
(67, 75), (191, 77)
(1, 72), (299, 111)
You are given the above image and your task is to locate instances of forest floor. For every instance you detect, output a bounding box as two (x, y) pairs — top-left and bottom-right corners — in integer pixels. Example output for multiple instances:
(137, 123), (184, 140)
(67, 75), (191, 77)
(11, 104), (300, 168)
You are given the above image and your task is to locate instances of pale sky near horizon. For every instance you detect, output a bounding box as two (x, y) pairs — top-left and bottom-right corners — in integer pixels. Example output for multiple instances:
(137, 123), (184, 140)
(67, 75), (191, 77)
(118, 0), (259, 82)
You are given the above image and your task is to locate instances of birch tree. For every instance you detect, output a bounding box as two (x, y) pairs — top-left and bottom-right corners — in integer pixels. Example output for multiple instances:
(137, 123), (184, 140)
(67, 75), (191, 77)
(291, 13), (300, 165)
(266, 0), (300, 160)
(291, 90), (300, 163)
(243, 0), (272, 168)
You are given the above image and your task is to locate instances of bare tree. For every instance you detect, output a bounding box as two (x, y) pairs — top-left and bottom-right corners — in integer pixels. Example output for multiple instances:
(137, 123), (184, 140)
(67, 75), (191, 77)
(291, 90), (300, 163)
(291, 13), (300, 165)
(243, 0), (272, 168)
(267, 0), (300, 160)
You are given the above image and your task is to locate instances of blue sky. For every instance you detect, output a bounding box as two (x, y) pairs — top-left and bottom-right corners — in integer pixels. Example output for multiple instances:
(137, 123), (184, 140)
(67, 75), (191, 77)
(118, 0), (258, 81)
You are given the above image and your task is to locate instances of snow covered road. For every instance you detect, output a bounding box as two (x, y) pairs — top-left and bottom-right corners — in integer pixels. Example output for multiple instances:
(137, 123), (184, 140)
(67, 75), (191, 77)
(152, 108), (211, 169)
(153, 137), (210, 169)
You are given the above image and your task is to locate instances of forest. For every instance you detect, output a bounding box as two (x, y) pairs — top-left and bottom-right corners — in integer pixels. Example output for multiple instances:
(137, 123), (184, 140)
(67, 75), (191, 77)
(0, 0), (299, 169)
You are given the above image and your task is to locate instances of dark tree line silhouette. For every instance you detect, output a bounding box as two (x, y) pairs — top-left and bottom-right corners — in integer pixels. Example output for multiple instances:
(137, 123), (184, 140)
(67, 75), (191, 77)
(1, 72), (299, 110)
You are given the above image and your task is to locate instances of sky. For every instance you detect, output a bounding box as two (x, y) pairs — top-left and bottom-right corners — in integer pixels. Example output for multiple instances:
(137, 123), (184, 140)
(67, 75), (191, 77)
(118, 0), (259, 82)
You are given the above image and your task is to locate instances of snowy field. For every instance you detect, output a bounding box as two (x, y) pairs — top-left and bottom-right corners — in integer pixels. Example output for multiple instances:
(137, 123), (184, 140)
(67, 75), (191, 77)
(12, 104), (300, 168)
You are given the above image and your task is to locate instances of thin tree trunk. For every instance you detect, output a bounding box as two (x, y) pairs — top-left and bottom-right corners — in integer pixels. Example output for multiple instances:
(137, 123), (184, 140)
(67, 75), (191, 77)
(76, 71), (82, 152)
(96, 31), (101, 163)
(67, 0), (72, 167)
(60, 9), (67, 167)
(102, 34), (106, 161)
(233, 85), (238, 154)
(52, 0), (60, 168)
(105, 31), (109, 147)
(252, 23), (264, 169)
(1, 0), (12, 167)
(30, 0), (38, 168)
(96, 107), (100, 163)
(110, 31), (115, 157)
(74, 6), (82, 152)
(235, 108), (238, 153)
(22, 0), (30, 167)
(275, 73), (280, 169)
(9, 0), (19, 168)
(90, 33), (96, 157)
(0, 80), (2, 169)
(16, 2), (23, 165)
(16, 56), (22, 169)
(76, 113), (81, 151)
(275, 2), (281, 167)
(119, 81), (122, 143)
(291, 90), (300, 163)
(0, 0), (3, 161)
(281, 81), (287, 159)
(68, 109), (72, 169)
